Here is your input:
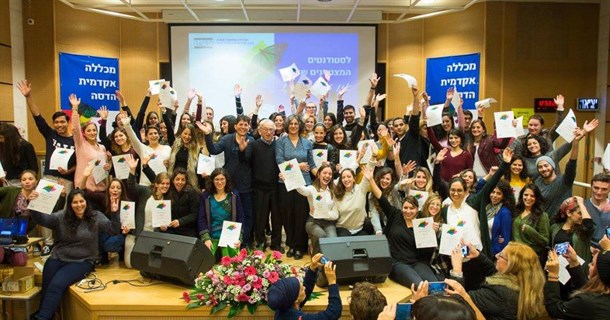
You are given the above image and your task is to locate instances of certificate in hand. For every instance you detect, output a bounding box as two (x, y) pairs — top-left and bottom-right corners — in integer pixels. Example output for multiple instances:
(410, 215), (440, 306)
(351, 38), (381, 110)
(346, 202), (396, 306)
(218, 221), (242, 248)
(197, 154), (215, 175)
(90, 158), (108, 185)
(279, 159), (306, 192)
(112, 155), (131, 180)
(413, 217), (437, 248)
(409, 190), (429, 211)
(494, 111), (517, 139)
(313, 149), (328, 169)
(27, 179), (64, 214)
(339, 150), (357, 170)
(151, 200), (171, 228)
(555, 109), (577, 143)
(439, 224), (463, 256)
(49, 148), (74, 170)
(119, 201), (136, 229)
(147, 153), (167, 175)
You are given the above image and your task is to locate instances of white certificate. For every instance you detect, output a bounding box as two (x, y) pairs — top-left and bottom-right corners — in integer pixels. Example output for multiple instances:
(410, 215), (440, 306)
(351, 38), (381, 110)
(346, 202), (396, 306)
(112, 155), (131, 180)
(558, 254), (585, 285)
(309, 76), (331, 98)
(119, 201), (136, 229)
(451, 86), (461, 109)
(89, 158), (108, 185)
(439, 224), (463, 256)
(218, 221), (242, 248)
(151, 200), (171, 228)
(357, 140), (375, 164)
(27, 179), (64, 214)
(313, 149), (328, 169)
(279, 159), (306, 192)
(413, 217), (438, 249)
(514, 116), (526, 137)
(197, 154), (215, 175)
(555, 109), (577, 143)
(339, 150), (357, 170)
(49, 148), (74, 171)
(159, 82), (177, 108)
(0, 161), (5, 179)
(494, 111), (517, 139)
(426, 104), (444, 127)
(394, 74), (418, 88)
(475, 98), (497, 108)
(148, 79), (164, 95)
(147, 152), (167, 175)
(278, 63), (300, 82)
(212, 152), (225, 169)
(409, 190), (429, 211)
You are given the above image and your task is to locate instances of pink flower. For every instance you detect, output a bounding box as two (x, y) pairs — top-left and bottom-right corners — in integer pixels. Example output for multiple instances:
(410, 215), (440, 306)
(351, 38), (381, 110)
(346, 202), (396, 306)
(242, 283), (252, 292)
(263, 270), (270, 278)
(196, 293), (204, 300)
(223, 275), (233, 285)
(233, 255), (244, 263)
(221, 256), (232, 266)
(268, 271), (279, 283)
(252, 278), (263, 289)
(272, 250), (283, 260)
(182, 291), (191, 303)
(237, 293), (250, 302)
(253, 250), (264, 258)
(244, 266), (257, 276)
(239, 248), (248, 257)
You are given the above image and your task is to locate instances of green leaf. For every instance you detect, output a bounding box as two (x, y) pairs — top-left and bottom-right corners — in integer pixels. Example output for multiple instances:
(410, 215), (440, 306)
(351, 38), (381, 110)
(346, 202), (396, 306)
(186, 301), (203, 309)
(228, 303), (245, 318)
(247, 303), (258, 314)
(211, 301), (227, 314)
(307, 291), (324, 301)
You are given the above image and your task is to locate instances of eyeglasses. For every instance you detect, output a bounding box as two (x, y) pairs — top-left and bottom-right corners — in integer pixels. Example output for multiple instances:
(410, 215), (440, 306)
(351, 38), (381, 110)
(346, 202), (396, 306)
(496, 252), (508, 261)
(259, 127), (275, 132)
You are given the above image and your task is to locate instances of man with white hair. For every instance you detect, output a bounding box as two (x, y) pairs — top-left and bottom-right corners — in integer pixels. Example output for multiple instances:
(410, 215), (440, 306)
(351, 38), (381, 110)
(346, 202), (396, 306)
(248, 118), (282, 252)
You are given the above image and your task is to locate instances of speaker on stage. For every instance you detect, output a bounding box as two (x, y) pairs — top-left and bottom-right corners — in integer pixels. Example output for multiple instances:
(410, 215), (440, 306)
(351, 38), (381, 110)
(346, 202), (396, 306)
(131, 231), (214, 286)
(319, 235), (392, 285)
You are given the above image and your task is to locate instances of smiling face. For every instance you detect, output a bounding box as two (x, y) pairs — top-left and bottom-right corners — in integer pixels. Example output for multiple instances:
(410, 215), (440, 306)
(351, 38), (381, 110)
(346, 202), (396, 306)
(173, 173), (187, 192)
(159, 122), (167, 137)
(461, 171), (475, 189)
(235, 120), (249, 137)
(324, 115), (334, 129)
(180, 114), (191, 127)
(148, 113), (159, 126)
(274, 115), (284, 132)
(108, 180), (122, 199)
(318, 167), (333, 187)
(341, 170), (355, 190)
(20, 172), (37, 192)
(393, 118), (406, 136)
(305, 117), (315, 132)
(344, 108), (355, 124)
(147, 127), (160, 144)
(206, 108), (214, 122)
(314, 125), (326, 143)
(259, 122), (275, 141)
(441, 115), (453, 132)
(53, 115), (69, 135)
(305, 103), (316, 116)
(113, 130), (127, 146)
(71, 193), (87, 219)
(510, 159), (524, 176)
(528, 118), (542, 135)
(527, 138), (541, 156)
(448, 134), (461, 148)
(427, 198), (441, 216)
(490, 187), (504, 206)
(591, 181), (610, 203)
(449, 181), (466, 203)
(521, 188), (536, 209)
(180, 128), (192, 144)
(470, 122), (484, 138)
(566, 208), (583, 225)
(414, 171), (428, 189)
(379, 173), (393, 190)
(287, 118), (300, 135)
(536, 160), (554, 180)
(83, 123), (98, 143)
(155, 178), (170, 196)
(213, 174), (227, 192)
(333, 128), (345, 144)
(220, 120), (229, 134)
(402, 201), (418, 220)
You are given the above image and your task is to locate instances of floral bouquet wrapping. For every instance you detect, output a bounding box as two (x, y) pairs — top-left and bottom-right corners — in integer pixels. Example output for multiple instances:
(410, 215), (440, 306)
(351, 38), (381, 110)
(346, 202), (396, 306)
(182, 249), (301, 318)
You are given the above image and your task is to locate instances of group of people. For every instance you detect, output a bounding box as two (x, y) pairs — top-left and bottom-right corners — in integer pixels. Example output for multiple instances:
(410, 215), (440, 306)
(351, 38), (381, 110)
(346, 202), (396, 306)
(1, 73), (609, 320)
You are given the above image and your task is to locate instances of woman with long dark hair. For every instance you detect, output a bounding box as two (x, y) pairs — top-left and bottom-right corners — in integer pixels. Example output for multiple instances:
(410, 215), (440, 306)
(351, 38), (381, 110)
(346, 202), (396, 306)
(466, 119), (511, 178)
(162, 168), (200, 238)
(368, 167), (401, 235)
(28, 189), (122, 320)
(98, 178), (129, 265)
(429, 128), (473, 182)
(513, 183), (550, 262)
(503, 155), (532, 200)
(0, 123), (38, 185)
(487, 180), (515, 255)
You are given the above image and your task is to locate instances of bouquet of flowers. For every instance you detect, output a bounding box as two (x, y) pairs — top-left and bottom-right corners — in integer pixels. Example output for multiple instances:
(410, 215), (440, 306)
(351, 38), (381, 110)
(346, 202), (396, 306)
(182, 249), (301, 318)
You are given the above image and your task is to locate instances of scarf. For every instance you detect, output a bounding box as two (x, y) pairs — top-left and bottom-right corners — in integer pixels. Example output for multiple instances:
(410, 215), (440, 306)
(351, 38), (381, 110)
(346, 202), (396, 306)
(485, 202), (502, 221)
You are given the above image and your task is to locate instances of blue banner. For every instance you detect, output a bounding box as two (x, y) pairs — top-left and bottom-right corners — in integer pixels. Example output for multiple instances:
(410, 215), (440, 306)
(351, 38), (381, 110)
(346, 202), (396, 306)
(59, 52), (119, 111)
(425, 53), (480, 109)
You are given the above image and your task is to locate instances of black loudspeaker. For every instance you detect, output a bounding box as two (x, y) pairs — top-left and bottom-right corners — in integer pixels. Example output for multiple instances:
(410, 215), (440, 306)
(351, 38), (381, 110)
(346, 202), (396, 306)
(131, 231), (214, 286)
(319, 235), (392, 285)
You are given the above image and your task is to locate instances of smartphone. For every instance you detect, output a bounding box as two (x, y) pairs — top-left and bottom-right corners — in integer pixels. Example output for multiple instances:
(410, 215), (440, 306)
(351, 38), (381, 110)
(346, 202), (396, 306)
(428, 281), (447, 295)
(395, 303), (413, 320)
(554, 242), (569, 255)
(606, 227), (610, 238)
(461, 245), (469, 257)
(320, 256), (329, 265)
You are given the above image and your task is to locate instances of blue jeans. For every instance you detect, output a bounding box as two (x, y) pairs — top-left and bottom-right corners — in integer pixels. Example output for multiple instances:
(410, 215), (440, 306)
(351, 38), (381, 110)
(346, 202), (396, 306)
(37, 259), (94, 320)
(99, 232), (125, 253)
(390, 261), (439, 288)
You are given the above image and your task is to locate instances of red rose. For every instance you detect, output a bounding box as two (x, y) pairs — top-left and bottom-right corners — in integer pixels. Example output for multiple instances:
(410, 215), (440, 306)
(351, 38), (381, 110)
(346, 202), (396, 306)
(244, 266), (257, 276)
(237, 293), (250, 302)
(182, 291), (191, 303)
(268, 271), (279, 283)
(221, 256), (232, 267)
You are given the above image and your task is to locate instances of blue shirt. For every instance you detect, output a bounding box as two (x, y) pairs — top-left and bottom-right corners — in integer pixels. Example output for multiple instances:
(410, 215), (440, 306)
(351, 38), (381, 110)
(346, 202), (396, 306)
(205, 133), (254, 193)
(275, 135), (316, 185)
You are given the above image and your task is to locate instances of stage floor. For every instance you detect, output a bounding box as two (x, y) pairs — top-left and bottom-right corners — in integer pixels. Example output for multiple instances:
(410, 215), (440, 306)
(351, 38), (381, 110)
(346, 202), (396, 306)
(61, 251), (411, 320)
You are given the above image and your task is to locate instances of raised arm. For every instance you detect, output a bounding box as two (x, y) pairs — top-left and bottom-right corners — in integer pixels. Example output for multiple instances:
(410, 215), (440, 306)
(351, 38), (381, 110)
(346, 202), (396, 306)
(121, 117), (147, 157)
(234, 84), (244, 116)
(16, 80), (43, 117)
(69, 94), (83, 147)
(548, 94), (565, 142)
(133, 88), (152, 137)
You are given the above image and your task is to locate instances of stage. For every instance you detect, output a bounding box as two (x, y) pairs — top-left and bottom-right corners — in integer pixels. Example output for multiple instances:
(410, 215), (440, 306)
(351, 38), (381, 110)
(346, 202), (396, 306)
(60, 252), (410, 320)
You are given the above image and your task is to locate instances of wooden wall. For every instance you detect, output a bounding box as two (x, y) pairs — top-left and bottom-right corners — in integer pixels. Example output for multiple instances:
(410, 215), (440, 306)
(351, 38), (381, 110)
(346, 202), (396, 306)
(0, 0), (14, 122)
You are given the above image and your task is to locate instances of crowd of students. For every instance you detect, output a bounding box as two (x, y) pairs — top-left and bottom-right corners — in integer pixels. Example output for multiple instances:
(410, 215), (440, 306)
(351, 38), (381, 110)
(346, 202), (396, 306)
(1, 74), (609, 320)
